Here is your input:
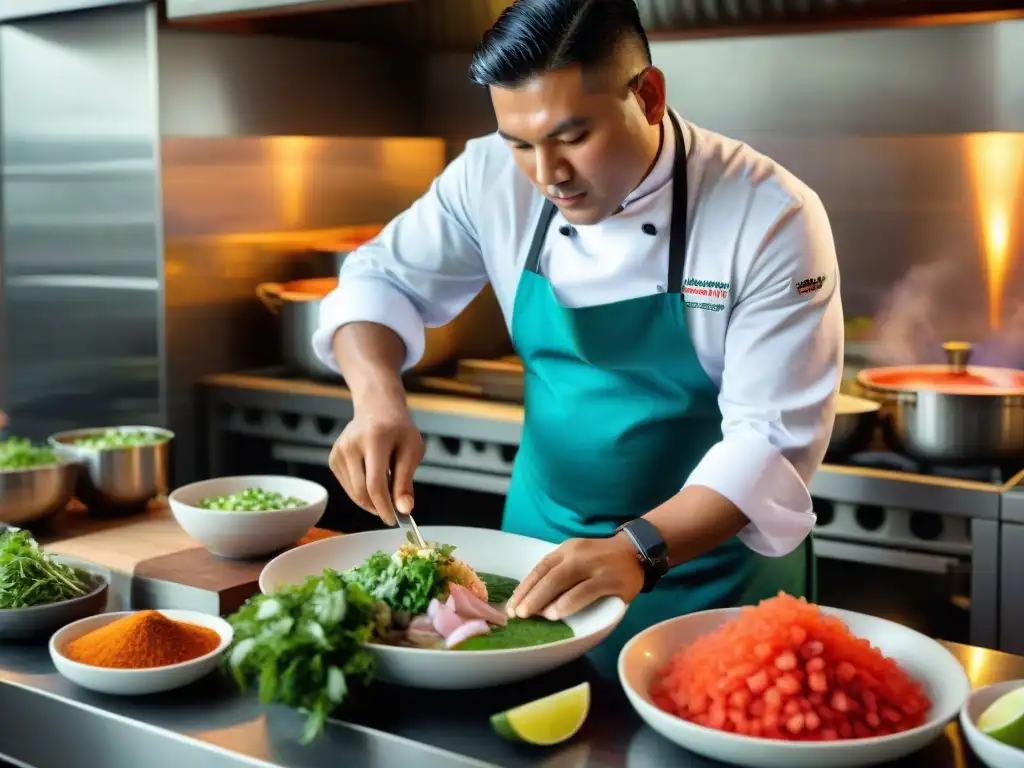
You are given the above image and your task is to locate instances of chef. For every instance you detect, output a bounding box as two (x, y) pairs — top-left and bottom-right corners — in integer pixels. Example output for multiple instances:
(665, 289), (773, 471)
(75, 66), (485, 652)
(313, 0), (843, 671)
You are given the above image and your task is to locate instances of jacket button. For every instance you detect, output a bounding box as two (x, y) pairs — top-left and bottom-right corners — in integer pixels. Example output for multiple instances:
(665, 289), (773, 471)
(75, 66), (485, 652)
(642, 223), (657, 236)
(558, 225), (575, 237)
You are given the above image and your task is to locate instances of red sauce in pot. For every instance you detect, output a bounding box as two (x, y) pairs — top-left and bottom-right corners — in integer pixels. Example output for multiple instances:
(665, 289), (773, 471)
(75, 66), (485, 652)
(858, 365), (1024, 395)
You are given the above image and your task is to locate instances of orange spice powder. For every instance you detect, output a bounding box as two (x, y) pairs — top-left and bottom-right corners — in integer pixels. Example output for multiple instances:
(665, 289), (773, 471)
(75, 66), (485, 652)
(64, 610), (221, 669)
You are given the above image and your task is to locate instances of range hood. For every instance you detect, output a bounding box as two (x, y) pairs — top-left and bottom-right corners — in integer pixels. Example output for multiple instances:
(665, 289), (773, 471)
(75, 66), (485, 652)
(166, 0), (410, 21)
(166, 0), (1024, 48)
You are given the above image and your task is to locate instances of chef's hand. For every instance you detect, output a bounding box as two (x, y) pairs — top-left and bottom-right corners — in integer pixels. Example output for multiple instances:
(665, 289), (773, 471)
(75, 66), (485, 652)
(328, 390), (424, 526)
(506, 534), (644, 621)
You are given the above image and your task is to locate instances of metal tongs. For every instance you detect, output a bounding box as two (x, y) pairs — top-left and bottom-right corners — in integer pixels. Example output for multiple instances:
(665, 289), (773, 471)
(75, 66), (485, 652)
(387, 469), (426, 548)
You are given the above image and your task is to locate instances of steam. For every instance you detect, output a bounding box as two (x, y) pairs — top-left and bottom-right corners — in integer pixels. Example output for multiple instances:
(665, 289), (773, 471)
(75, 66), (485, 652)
(871, 258), (1024, 369)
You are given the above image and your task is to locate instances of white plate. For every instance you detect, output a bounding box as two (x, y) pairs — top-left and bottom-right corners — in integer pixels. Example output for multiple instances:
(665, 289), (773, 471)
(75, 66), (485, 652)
(618, 606), (970, 767)
(50, 610), (233, 695)
(960, 680), (1024, 768)
(260, 525), (626, 689)
(169, 475), (327, 559)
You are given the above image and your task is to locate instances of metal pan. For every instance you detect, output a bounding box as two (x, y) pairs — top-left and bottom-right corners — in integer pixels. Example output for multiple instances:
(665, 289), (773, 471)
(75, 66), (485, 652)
(828, 392), (881, 458)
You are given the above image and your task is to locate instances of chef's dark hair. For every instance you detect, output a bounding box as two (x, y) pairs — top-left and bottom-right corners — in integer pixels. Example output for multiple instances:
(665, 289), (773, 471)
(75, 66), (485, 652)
(469, 0), (651, 88)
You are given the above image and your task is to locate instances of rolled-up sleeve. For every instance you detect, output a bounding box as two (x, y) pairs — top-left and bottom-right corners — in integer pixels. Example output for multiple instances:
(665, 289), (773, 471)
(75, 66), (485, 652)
(685, 193), (843, 557)
(311, 146), (489, 373)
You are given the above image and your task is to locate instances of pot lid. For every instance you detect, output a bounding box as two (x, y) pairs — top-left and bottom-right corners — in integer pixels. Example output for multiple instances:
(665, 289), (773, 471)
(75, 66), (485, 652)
(857, 364), (1024, 395)
(857, 340), (1024, 396)
(278, 278), (338, 300)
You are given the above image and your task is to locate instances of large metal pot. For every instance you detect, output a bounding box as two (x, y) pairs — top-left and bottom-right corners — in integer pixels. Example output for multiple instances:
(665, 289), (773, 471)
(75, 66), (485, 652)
(49, 427), (174, 512)
(857, 342), (1024, 465)
(256, 278), (512, 380)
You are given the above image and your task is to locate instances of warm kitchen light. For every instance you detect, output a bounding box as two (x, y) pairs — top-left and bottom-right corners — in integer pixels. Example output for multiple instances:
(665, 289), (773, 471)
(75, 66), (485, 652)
(965, 133), (1024, 332)
(272, 136), (313, 228)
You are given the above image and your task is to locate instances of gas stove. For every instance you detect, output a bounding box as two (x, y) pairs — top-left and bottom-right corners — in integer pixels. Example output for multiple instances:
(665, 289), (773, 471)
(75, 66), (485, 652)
(199, 366), (1021, 651)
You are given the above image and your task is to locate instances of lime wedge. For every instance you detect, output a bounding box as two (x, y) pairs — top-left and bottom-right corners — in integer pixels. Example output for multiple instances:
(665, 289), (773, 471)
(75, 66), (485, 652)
(977, 686), (1024, 749)
(490, 682), (590, 746)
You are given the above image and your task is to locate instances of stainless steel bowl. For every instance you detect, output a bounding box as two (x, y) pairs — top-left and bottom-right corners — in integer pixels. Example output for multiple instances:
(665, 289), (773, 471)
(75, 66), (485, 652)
(48, 426), (173, 512)
(0, 461), (79, 527)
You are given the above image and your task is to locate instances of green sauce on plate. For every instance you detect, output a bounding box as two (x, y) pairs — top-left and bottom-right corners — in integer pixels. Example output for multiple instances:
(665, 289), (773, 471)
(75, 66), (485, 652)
(453, 571), (574, 650)
(453, 616), (574, 650)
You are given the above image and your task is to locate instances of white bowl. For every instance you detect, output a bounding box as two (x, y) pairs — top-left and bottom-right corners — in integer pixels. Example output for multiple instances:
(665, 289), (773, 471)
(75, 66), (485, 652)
(169, 475), (327, 559)
(259, 525), (627, 689)
(619, 606), (971, 767)
(50, 609), (233, 695)
(960, 680), (1024, 768)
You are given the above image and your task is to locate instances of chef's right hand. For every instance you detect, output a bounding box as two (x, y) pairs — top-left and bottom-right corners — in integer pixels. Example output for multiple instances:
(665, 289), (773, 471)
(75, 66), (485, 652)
(328, 392), (424, 526)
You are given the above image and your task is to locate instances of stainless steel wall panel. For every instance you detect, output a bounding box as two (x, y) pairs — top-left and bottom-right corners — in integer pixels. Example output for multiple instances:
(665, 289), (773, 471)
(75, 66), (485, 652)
(995, 20), (1024, 129)
(160, 136), (446, 481)
(157, 29), (421, 138)
(655, 23), (999, 136)
(0, 4), (163, 440)
(423, 21), (1024, 343)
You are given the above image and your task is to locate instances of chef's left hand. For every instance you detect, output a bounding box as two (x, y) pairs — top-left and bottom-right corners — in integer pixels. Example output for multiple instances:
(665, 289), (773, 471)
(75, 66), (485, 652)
(506, 534), (644, 621)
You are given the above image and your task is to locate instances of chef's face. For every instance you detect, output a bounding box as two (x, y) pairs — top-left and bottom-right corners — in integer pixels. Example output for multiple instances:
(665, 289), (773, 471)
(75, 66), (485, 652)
(490, 63), (666, 226)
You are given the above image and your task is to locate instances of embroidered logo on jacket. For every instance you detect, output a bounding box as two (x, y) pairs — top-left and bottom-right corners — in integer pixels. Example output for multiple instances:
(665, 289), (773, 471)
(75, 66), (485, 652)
(683, 277), (731, 300)
(795, 275), (826, 295)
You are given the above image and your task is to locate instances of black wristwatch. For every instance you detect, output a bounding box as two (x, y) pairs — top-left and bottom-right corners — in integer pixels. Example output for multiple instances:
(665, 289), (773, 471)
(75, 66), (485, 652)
(615, 518), (669, 593)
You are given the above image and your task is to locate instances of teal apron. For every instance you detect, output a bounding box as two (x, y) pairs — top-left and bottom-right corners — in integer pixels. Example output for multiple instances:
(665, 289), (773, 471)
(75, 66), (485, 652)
(502, 112), (816, 676)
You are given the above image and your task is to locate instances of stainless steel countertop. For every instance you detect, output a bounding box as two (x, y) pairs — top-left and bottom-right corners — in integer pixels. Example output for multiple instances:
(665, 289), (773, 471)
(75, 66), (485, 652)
(0, 640), (1018, 767)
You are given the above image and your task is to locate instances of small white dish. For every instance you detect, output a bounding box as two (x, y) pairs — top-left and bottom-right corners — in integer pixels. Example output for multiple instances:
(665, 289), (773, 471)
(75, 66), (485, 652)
(169, 475), (327, 559)
(260, 526), (627, 689)
(960, 680), (1024, 768)
(619, 606), (971, 768)
(50, 609), (233, 695)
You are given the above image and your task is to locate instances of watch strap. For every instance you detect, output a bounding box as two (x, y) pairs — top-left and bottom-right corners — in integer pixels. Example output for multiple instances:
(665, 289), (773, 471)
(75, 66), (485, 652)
(616, 518), (669, 593)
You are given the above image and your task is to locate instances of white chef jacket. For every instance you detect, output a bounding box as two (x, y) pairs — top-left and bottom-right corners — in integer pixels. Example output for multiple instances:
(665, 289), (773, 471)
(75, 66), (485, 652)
(312, 111), (844, 558)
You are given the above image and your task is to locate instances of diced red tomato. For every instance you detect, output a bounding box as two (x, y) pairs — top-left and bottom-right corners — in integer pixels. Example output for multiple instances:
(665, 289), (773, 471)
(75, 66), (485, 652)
(647, 592), (931, 742)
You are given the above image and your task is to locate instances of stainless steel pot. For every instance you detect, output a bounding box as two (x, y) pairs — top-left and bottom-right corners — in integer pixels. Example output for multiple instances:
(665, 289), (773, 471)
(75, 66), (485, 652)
(256, 278), (513, 380)
(48, 427), (173, 512)
(0, 461), (79, 527)
(828, 392), (880, 457)
(857, 342), (1024, 465)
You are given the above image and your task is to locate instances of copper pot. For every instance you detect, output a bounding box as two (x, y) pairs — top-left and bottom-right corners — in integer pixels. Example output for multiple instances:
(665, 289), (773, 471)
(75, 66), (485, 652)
(856, 342), (1024, 465)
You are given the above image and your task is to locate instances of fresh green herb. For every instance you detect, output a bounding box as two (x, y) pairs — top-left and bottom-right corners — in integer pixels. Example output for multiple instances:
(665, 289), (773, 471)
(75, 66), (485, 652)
(224, 568), (378, 744)
(478, 572), (519, 605)
(0, 530), (91, 609)
(72, 429), (167, 451)
(0, 437), (60, 471)
(199, 488), (307, 512)
(454, 616), (574, 651)
(344, 540), (455, 616)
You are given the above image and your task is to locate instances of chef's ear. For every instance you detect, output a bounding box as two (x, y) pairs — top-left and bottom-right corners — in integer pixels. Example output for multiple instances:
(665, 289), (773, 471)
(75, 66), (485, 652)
(630, 66), (667, 126)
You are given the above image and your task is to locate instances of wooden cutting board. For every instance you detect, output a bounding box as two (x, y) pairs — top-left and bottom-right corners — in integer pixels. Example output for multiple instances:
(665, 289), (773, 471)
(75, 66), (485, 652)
(39, 501), (339, 615)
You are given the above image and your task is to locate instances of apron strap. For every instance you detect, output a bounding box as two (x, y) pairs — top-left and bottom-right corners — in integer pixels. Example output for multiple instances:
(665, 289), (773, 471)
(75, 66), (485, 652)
(665, 110), (689, 296)
(522, 110), (691, 288)
(524, 201), (558, 275)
